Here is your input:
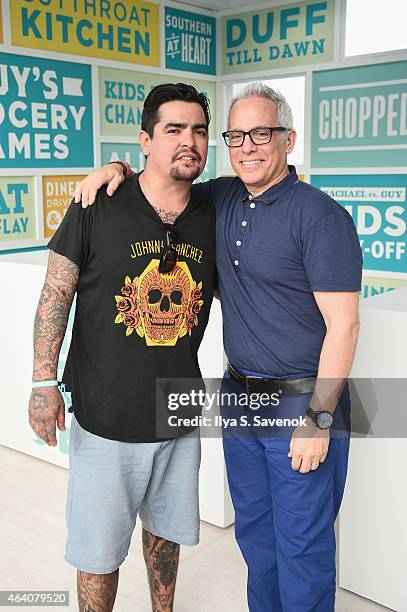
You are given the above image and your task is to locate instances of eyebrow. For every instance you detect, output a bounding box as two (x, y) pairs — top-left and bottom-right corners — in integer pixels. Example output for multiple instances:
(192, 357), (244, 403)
(164, 122), (208, 130)
(227, 125), (271, 131)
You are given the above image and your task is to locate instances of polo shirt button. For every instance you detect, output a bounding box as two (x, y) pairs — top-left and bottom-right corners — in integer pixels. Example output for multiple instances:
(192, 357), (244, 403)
(234, 260), (239, 266)
(242, 220), (247, 227)
(236, 240), (241, 246)
(250, 202), (256, 209)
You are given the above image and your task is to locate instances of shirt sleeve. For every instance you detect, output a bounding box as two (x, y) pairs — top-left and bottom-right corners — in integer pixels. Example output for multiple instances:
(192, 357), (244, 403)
(191, 180), (215, 207)
(47, 198), (92, 268)
(192, 177), (236, 211)
(303, 210), (363, 292)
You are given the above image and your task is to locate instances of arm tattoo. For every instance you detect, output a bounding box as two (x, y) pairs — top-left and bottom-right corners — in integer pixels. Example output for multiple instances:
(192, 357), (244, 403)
(32, 251), (79, 381)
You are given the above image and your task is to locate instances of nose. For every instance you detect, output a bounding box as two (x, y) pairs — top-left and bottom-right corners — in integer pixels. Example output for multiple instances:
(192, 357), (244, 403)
(181, 128), (195, 148)
(240, 132), (257, 154)
(160, 295), (170, 312)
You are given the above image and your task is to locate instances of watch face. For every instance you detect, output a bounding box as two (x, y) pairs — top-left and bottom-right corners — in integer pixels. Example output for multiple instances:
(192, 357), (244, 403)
(316, 411), (334, 429)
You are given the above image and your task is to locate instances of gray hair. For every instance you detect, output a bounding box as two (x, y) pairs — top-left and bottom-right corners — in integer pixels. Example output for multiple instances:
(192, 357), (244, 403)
(229, 81), (294, 136)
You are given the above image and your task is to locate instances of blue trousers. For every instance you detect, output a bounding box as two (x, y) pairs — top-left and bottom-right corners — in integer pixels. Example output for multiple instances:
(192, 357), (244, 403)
(221, 374), (351, 612)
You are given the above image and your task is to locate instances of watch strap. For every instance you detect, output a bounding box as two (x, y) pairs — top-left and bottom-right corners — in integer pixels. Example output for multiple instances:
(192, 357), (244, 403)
(109, 160), (131, 178)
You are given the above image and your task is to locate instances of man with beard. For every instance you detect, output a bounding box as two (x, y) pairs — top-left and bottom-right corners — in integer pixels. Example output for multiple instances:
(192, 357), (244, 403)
(28, 83), (216, 612)
(71, 81), (362, 611)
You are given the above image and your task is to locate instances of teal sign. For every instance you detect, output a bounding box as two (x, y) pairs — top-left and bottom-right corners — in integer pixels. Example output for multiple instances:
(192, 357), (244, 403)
(165, 7), (216, 75)
(312, 61), (407, 167)
(101, 143), (145, 171)
(361, 276), (407, 299)
(102, 144), (216, 182)
(0, 52), (93, 168)
(311, 175), (407, 274)
(222, 0), (334, 74)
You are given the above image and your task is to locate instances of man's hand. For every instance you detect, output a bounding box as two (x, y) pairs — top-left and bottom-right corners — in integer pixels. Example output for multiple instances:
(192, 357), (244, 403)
(288, 419), (329, 473)
(74, 163), (125, 208)
(28, 386), (66, 447)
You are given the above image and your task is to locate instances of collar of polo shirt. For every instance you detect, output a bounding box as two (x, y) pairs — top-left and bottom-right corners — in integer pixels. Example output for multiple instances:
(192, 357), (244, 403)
(241, 165), (299, 205)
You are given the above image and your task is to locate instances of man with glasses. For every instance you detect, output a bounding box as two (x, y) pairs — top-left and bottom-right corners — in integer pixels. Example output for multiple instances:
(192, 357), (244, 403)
(70, 82), (363, 611)
(28, 83), (216, 612)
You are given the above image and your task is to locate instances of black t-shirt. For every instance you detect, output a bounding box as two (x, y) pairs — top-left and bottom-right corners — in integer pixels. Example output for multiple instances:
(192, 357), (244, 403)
(48, 174), (216, 442)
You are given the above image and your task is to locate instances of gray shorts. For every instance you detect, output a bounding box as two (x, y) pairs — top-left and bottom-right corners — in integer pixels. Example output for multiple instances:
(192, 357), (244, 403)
(65, 415), (201, 574)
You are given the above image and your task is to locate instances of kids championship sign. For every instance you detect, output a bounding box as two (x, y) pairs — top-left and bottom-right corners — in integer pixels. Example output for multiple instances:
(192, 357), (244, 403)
(0, 53), (93, 168)
(221, 0), (334, 74)
(99, 67), (216, 140)
(10, 0), (159, 66)
(311, 175), (407, 275)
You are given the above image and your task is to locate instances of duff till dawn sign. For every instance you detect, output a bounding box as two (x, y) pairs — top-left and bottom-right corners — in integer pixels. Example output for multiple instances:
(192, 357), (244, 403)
(221, 0), (334, 74)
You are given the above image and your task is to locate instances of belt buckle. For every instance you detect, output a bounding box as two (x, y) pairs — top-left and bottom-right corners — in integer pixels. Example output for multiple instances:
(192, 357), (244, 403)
(245, 376), (263, 396)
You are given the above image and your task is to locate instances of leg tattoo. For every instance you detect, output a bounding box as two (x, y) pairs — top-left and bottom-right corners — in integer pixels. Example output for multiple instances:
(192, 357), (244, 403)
(142, 528), (180, 612)
(77, 569), (119, 612)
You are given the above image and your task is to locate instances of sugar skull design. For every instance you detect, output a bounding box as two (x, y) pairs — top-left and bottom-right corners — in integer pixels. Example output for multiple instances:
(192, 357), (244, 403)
(114, 259), (204, 346)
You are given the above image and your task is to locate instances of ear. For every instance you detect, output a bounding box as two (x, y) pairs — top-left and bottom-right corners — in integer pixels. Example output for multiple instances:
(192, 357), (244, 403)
(139, 130), (151, 157)
(285, 130), (297, 155)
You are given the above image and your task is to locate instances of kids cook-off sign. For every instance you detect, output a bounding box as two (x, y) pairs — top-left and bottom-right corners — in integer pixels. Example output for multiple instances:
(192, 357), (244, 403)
(165, 7), (216, 75)
(0, 53), (93, 168)
(42, 175), (85, 238)
(10, 0), (159, 66)
(312, 61), (407, 168)
(0, 177), (36, 243)
(99, 67), (216, 140)
(311, 175), (407, 274)
(221, 0), (334, 74)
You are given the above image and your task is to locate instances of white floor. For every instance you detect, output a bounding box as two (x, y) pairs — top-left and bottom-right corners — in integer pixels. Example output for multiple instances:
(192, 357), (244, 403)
(0, 444), (392, 612)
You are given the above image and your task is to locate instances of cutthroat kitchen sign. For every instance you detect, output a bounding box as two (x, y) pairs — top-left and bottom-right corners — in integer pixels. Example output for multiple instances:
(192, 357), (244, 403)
(10, 0), (159, 66)
(0, 52), (93, 167)
(221, 0), (334, 74)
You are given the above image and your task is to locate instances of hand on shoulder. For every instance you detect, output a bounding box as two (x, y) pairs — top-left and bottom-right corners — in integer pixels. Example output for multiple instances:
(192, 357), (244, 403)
(73, 163), (127, 208)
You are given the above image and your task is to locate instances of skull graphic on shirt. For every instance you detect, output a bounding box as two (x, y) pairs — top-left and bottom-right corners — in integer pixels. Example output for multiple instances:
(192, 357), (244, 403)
(114, 259), (204, 347)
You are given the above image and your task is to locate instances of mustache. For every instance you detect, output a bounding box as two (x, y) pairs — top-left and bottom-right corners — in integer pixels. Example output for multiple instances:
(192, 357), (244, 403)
(172, 148), (201, 163)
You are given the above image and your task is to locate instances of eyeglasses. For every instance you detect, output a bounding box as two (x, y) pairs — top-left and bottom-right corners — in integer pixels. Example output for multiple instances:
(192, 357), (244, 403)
(159, 224), (179, 273)
(222, 126), (288, 147)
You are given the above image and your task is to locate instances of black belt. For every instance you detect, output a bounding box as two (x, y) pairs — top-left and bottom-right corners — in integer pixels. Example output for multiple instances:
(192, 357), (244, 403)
(227, 363), (317, 396)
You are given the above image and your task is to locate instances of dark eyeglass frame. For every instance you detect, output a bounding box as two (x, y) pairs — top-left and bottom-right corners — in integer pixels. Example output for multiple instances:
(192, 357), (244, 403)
(222, 126), (288, 147)
(159, 224), (179, 274)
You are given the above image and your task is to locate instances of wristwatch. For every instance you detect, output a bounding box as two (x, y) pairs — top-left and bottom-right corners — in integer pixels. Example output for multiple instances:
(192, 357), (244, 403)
(306, 407), (334, 430)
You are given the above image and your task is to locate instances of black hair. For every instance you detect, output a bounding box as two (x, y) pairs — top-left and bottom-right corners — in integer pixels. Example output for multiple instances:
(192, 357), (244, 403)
(141, 83), (211, 137)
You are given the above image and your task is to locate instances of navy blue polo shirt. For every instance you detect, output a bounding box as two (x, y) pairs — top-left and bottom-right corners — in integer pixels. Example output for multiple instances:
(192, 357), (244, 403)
(193, 166), (362, 377)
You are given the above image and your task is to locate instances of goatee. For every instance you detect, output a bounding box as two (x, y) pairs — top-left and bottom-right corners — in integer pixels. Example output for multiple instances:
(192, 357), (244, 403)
(170, 167), (201, 182)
